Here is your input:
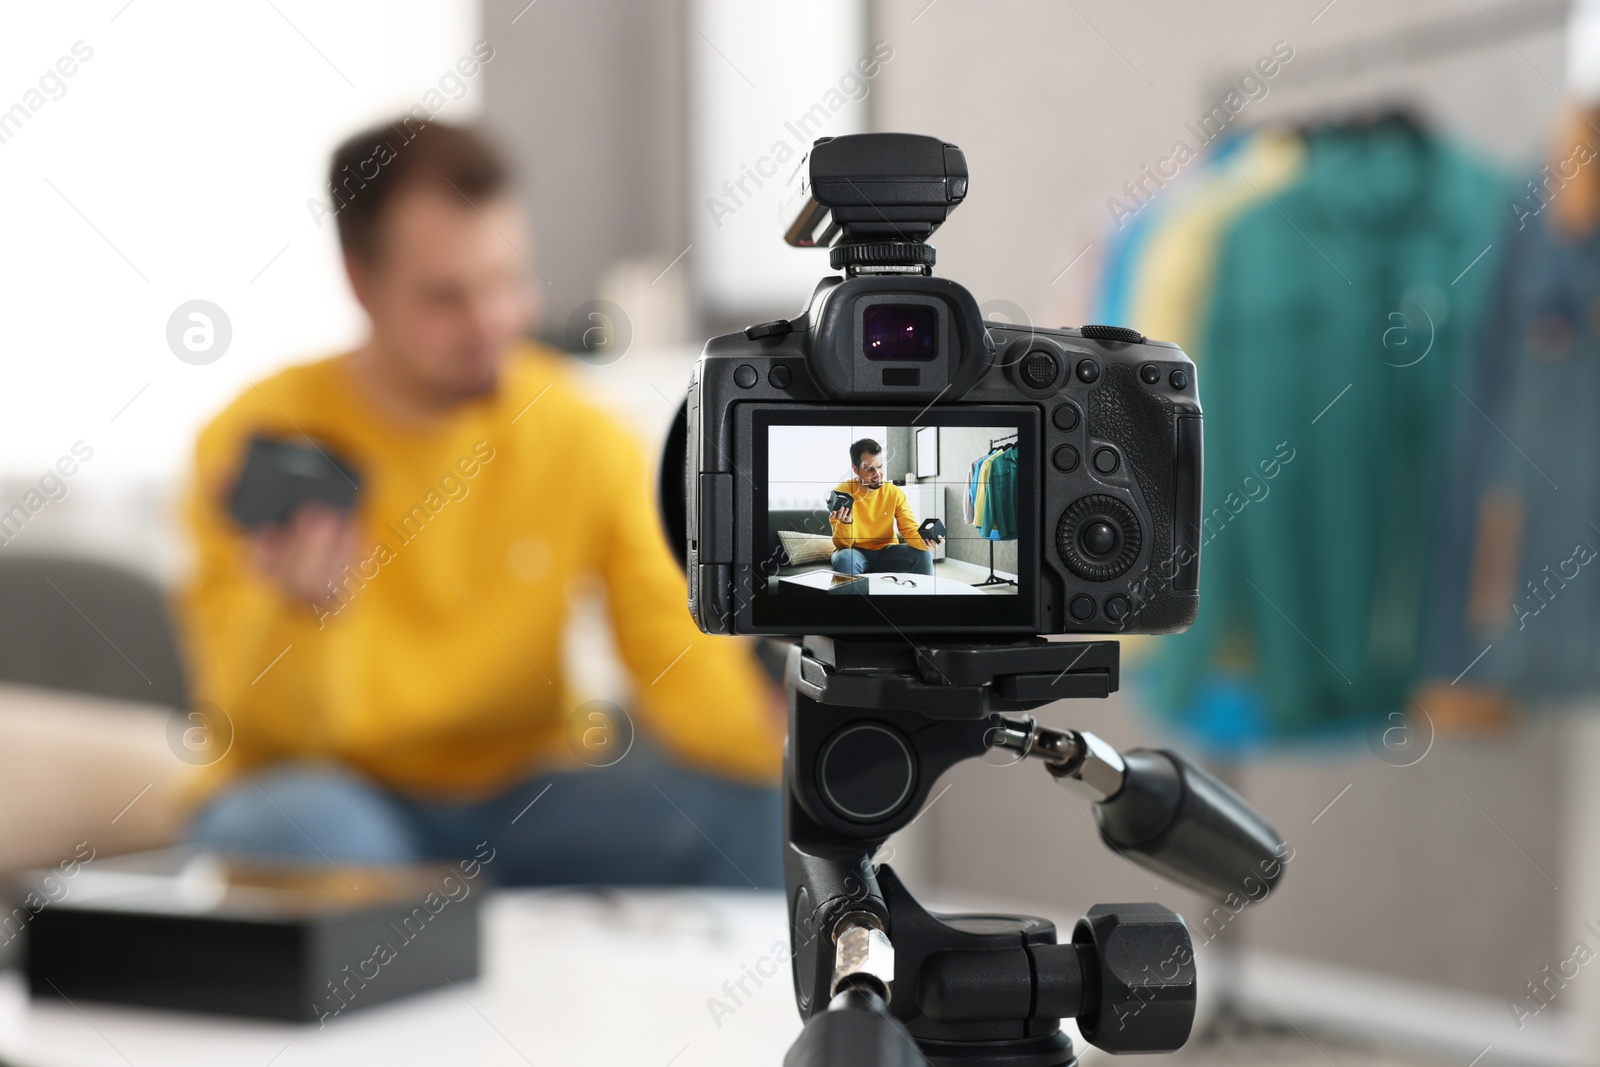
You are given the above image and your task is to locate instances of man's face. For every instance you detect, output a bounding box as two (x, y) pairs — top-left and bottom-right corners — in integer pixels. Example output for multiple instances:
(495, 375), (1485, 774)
(347, 188), (537, 400)
(854, 451), (886, 490)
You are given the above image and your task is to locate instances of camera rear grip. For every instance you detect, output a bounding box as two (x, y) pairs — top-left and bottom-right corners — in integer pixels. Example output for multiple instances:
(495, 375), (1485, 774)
(1083, 361), (1202, 629)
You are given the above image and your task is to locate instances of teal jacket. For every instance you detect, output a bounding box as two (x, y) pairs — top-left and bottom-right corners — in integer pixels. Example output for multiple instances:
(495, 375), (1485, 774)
(981, 446), (1018, 541)
(1152, 125), (1506, 737)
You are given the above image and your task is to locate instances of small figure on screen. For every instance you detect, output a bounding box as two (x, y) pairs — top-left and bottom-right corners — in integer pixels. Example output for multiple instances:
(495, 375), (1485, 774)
(827, 438), (944, 575)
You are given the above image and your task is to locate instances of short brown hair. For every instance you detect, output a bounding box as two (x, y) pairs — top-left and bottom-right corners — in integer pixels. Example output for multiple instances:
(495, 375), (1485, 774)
(850, 438), (882, 467)
(328, 118), (510, 262)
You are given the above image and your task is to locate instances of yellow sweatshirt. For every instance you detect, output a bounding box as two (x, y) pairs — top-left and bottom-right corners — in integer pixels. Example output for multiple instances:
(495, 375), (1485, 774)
(178, 344), (781, 802)
(829, 479), (930, 552)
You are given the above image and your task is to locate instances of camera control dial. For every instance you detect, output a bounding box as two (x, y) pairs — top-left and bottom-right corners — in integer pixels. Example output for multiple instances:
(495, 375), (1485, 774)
(1058, 495), (1142, 582)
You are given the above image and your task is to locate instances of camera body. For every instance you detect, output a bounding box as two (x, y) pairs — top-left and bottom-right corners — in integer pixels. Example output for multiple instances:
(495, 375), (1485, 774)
(683, 134), (1203, 638)
(669, 137), (1282, 1064)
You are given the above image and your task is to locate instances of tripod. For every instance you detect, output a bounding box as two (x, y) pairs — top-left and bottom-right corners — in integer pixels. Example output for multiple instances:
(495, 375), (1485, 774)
(779, 637), (1285, 1067)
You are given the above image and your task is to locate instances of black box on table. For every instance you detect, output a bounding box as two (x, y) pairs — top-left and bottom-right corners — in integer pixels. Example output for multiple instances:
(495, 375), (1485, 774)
(21, 848), (486, 1023)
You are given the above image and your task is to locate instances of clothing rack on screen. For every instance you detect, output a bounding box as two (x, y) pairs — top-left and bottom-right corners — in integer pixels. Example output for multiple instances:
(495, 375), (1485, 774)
(970, 433), (1018, 589)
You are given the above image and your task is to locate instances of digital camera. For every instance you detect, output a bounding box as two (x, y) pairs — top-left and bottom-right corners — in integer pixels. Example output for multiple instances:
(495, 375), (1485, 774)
(677, 133), (1202, 637)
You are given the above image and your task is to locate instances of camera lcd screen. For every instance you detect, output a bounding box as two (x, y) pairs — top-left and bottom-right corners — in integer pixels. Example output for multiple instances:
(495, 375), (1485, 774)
(862, 304), (937, 361)
(748, 408), (1038, 632)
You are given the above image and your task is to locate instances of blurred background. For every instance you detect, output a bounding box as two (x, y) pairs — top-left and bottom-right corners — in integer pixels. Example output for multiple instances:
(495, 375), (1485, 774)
(2, 0), (1597, 1064)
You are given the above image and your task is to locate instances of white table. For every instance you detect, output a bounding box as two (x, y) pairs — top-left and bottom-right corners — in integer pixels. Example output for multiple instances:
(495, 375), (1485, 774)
(0, 890), (803, 1067)
(778, 569), (986, 595)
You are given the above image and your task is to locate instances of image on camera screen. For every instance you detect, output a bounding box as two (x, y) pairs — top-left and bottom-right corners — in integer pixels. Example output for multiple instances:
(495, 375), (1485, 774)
(764, 422), (1020, 598)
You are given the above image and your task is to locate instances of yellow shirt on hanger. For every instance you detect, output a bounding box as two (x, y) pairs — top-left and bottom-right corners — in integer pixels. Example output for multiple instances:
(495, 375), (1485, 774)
(1117, 132), (1305, 666)
(973, 450), (1000, 530)
(1130, 131), (1308, 355)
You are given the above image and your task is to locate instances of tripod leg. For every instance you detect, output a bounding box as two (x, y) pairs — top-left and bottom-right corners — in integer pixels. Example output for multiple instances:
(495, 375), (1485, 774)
(785, 988), (930, 1067)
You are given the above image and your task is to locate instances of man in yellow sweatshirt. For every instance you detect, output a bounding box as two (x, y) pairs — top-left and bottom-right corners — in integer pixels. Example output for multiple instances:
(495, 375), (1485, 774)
(181, 120), (783, 888)
(828, 437), (943, 575)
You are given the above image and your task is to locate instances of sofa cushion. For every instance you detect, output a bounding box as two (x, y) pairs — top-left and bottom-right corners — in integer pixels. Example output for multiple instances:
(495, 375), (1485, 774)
(0, 683), (198, 878)
(766, 508), (831, 565)
(777, 530), (834, 568)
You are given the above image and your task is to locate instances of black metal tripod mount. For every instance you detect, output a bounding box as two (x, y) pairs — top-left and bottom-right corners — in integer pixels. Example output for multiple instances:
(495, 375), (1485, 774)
(779, 637), (1287, 1067)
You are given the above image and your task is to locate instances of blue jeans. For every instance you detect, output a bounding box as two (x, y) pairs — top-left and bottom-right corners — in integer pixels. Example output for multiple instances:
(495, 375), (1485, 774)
(832, 544), (934, 575)
(186, 760), (782, 889)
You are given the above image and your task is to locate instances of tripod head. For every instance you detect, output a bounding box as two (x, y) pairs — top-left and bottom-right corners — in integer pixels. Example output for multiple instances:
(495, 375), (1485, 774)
(780, 637), (1285, 1067)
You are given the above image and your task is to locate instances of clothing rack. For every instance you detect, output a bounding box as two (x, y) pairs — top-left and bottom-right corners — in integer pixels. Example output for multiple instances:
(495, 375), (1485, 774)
(1185, 6), (1565, 1042)
(973, 435), (1018, 589)
(1175, 7), (1583, 1063)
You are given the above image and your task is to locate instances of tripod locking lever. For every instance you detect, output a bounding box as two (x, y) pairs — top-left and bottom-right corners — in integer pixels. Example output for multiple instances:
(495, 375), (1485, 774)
(988, 719), (1126, 800)
(990, 718), (1290, 903)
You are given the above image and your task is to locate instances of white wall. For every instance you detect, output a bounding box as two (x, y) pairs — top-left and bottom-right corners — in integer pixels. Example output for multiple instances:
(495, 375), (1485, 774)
(0, 0), (482, 576)
(868, 0), (1563, 335)
(767, 424), (886, 509)
(687, 0), (871, 319)
(0, 0), (481, 490)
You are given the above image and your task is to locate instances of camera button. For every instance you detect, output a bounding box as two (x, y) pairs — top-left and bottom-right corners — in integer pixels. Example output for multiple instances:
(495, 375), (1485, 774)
(733, 364), (759, 388)
(1105, 595), (1131, 622)
(1052, 403), (1080, 432)
(1082, 521), (1118, 557)
(1052, 445), (1079, 472)
(768, 365), (793, 389)
(1076, 359), (1101, 383)
(1081, 324), (1146, 344)
(1169, 368), (1189, 390)
(744, 318), (791, 340)
(1093, 447), (1120, 475)
(1140, 363), (1161, 384)
(1058, 495), (1141, 581)
(1070, 595), (1097, 621)
(1021, 351), (1058, 388)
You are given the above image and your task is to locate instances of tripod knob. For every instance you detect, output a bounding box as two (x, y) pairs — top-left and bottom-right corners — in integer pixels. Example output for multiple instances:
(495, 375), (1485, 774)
(1072, 904), (1196, 1054)
(784, 988), (930, 1067)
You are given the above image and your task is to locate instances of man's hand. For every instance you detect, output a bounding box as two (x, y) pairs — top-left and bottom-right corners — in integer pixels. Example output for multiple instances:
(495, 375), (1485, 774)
(927, 535), (944, 546)
(248, 503), (361, 606)
(829, 503), (853, 524)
